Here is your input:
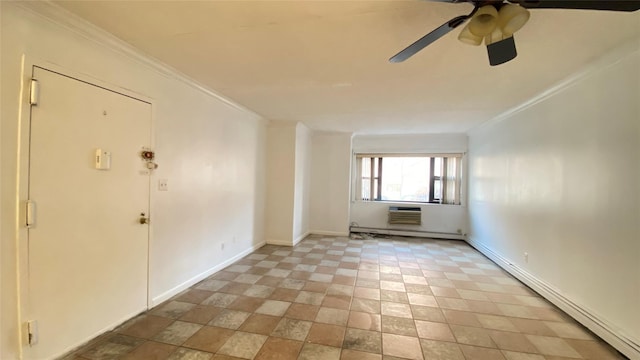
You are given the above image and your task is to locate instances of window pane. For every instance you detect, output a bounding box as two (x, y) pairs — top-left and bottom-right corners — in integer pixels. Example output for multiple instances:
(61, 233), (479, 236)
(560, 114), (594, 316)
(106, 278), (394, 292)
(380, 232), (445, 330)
(373, 180), (379, 201)
(434, 157), (442, 177)
(433, 179), (442, 201)
(380, 157), (430, 202)
(361, 181), (370, 200)
(361, 157), (371, 200)
(373, 157), (379, 177)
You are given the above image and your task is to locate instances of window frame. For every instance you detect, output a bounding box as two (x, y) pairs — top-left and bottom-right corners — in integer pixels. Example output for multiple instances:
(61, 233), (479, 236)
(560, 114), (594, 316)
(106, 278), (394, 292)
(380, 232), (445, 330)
(354, 152), (463, 206)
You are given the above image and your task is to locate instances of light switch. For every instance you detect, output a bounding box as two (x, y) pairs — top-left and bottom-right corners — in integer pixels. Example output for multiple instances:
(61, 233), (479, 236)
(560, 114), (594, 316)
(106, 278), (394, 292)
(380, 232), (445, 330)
(28, 320), (39, 345)
(95, 149), (111, 170)
(158, 179), (169, 191)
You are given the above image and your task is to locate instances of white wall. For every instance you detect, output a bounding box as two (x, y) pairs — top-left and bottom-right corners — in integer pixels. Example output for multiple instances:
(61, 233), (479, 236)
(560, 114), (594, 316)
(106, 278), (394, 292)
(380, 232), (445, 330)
(350, 134), (468, 237)
(1, 3), (266, 359)
(265, 122), (296, 245)
(266, 122), (314, 246)
(292, 123), (312, 243)
(350, 201), (466, 235)
(353, 133), (467, 154)
(467, 45), (639, 358)
(309, 132), (352, 236)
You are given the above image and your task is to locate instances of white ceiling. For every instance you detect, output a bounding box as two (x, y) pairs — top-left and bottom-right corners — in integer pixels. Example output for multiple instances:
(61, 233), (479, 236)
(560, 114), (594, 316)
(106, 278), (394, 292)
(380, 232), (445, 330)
(55, 0), (639, 134)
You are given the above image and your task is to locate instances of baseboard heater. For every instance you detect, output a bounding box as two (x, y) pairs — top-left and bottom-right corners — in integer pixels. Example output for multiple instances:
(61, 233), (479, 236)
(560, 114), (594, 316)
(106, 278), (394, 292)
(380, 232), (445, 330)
(466, 237), (640, 359)
(388, 206), (422, 225)
(350, 226), (465, 240)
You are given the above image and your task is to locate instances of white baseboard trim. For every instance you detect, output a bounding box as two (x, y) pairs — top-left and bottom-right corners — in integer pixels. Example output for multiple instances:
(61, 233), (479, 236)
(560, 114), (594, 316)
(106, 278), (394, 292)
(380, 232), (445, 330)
(466, 236), (640, 360)
(309, 230), (350, 237)
(55, 306), (146, 359)
(266, 239), (293, 246)
(350, 226), (465, 241)
(150, 241), (266, 307)
(293, 231), (310, 246)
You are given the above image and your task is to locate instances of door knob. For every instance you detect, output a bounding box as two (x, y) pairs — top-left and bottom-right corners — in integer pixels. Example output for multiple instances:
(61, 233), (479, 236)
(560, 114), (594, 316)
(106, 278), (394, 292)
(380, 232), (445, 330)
(139, 213), (149, 224)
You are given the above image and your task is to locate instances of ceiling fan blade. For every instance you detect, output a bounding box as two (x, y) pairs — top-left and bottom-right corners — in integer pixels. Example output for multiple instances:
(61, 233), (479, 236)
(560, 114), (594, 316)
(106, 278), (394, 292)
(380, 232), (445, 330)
(515, 0), (640, 11)
(389, 15), (469, 63)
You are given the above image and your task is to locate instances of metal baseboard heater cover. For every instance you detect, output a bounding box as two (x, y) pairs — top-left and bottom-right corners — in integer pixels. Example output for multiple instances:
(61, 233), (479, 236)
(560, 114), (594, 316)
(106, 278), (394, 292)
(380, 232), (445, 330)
(388, 206), (422, 225)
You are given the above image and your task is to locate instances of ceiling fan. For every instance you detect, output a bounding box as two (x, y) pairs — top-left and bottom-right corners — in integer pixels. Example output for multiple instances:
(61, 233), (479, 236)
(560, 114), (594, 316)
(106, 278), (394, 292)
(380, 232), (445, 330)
(390, 0), (640, 66)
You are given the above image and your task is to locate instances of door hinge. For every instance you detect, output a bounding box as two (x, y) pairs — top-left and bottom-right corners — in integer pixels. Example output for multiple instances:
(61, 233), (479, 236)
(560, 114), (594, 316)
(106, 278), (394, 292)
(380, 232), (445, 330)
(27, 320), (38, 345)
(26, 200), (36, 228)
(30, 79), (39, 106)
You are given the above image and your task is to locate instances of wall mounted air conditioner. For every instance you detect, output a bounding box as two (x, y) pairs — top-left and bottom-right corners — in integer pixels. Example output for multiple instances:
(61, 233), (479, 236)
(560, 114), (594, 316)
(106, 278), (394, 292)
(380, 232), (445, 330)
(388, 206), (422, 225)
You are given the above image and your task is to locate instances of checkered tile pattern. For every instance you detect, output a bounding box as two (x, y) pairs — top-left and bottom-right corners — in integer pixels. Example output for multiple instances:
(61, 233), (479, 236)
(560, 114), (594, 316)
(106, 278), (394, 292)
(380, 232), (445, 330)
(64, 236), (624, 360)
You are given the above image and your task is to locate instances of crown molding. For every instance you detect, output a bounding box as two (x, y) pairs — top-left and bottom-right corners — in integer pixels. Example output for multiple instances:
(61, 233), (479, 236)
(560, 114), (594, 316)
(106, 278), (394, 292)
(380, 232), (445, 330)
(467, 39), (640, 136)
(13, 0), (264, 120)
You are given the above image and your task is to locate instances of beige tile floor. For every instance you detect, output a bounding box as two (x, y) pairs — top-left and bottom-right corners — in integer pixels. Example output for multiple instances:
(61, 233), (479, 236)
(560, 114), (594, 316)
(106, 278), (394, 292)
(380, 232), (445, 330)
(63, 236), (626, 360)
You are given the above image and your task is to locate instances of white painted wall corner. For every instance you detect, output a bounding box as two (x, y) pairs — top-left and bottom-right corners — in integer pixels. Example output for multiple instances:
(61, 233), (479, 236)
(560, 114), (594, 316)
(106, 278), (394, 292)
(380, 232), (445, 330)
(265, 239), (293, 247)
(293, 231), (310, 246)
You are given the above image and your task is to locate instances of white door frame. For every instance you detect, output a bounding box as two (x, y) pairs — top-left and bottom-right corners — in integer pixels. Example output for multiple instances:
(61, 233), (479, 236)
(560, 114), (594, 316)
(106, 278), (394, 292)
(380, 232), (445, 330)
(14, 54), (156, 358)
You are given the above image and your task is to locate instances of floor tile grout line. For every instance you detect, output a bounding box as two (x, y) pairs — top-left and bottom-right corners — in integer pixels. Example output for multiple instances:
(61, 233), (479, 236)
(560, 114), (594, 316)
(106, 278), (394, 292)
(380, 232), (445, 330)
(66, 236), (622, 360)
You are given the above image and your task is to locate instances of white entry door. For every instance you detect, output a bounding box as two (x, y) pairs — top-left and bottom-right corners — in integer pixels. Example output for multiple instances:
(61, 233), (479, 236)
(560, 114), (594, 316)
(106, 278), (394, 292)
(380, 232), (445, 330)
(25, 67), (152, 359)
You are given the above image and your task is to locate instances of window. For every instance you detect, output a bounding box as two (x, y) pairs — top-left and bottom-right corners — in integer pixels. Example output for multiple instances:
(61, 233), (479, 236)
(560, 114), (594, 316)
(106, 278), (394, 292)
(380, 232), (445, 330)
(355, 153), (462, 204)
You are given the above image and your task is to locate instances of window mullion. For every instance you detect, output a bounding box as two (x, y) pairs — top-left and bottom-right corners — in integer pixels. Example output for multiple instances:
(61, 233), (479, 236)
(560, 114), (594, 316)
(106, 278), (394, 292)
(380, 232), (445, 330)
(377, 157), (383, 201)
(369, 157), (375, 201)
(441, 157), (448, 204)
(429, 157), (435, 203)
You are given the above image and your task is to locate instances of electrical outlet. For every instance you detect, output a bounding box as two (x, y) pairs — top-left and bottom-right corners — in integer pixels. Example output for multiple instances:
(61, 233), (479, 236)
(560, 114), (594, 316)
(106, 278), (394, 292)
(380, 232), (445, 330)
(158, 179), (169, 191)
(524, 252), (529, 263)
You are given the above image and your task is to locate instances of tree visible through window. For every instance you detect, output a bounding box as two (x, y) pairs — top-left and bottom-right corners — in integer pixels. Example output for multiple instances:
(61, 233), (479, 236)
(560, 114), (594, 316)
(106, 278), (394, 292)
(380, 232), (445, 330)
(355, 154), (462, 204)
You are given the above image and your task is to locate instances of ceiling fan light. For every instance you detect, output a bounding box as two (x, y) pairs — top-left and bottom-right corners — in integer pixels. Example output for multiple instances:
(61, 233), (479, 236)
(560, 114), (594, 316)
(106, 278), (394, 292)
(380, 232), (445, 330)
(458, 24), (483, 46)
(484, 27), (504, 46)
(468, 5), (498, 37)
(498, 4), (530, 36)
(487, 36), (518, 66)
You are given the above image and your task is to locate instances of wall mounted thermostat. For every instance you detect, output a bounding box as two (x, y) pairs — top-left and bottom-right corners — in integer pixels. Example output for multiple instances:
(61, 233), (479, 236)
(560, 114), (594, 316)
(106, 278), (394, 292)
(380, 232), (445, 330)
(95, 149), (111, 170)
